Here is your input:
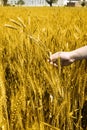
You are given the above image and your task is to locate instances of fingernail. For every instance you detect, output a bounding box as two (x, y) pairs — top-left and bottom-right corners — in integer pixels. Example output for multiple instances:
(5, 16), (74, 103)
(53, 63), (58, 67)
(50, 62), (53, 65)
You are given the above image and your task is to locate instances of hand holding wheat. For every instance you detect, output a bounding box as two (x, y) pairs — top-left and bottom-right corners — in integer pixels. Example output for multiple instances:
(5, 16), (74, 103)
(48, 46), (87, 67)
(48, 52), (75, 67)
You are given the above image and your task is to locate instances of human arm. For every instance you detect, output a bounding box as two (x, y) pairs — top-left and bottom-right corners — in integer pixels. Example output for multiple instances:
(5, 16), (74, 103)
(70, 45), (87, 61)
(48, 46), (87, 67)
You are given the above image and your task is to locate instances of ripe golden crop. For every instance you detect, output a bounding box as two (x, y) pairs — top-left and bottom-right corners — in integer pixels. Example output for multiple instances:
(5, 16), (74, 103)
(0, 7), (87, 130)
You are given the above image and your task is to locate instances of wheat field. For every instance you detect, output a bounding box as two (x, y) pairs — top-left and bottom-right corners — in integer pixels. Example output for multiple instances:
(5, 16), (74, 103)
(0, 6), (87, 130)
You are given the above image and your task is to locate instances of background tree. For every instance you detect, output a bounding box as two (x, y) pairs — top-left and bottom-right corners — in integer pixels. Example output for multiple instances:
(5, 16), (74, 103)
(46, 0), (58, 6)
(17, 0), (25, 5)
(3, 0), (8, 5)
(81, 0), (86, 6)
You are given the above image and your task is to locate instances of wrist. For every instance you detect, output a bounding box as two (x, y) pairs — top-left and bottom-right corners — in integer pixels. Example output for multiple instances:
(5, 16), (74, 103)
(69, 51), (79, 62)
(70, 46), (87, 61)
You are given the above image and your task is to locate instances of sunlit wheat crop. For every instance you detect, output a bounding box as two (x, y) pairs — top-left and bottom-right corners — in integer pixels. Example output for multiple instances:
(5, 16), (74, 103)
(0, 6), (87, 130)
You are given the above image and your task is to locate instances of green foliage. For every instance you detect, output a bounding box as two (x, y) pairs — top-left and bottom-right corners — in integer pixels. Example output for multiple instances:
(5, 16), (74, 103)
(81, 1), (86, 7)
(17, 0), (25, 5)
(3, 0), (8, 5)
(46, 0), (58, 6)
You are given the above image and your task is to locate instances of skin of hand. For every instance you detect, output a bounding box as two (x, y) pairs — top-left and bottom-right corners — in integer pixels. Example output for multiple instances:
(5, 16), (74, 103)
(48, 52), (75, 67)
(48, 46), (87, 67)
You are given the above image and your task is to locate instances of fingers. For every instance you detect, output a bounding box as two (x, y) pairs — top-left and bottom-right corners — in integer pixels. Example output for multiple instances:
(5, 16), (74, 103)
(50, 61), (58, 67)
(47, 58), (58, 67)
(47, 52), (60, 67)
(53, 63), (58, 67)
(50, 52), (61, 61)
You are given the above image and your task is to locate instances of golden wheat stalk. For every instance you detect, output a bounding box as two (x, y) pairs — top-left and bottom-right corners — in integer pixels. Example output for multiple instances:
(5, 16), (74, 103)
(4, 24), (18, 30)
(57, 57), (61, 75)
(17, 17), (26, 28)
(28, 16), (31, 25)
(29, 35), (50, 58)
(9, 18), (22, 27)
(40, 121), (60, 130)
(0, 64), (9, 130)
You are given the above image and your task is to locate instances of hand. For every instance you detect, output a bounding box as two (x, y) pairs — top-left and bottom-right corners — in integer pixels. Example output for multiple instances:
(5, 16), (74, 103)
(48, 52), (75, 67)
